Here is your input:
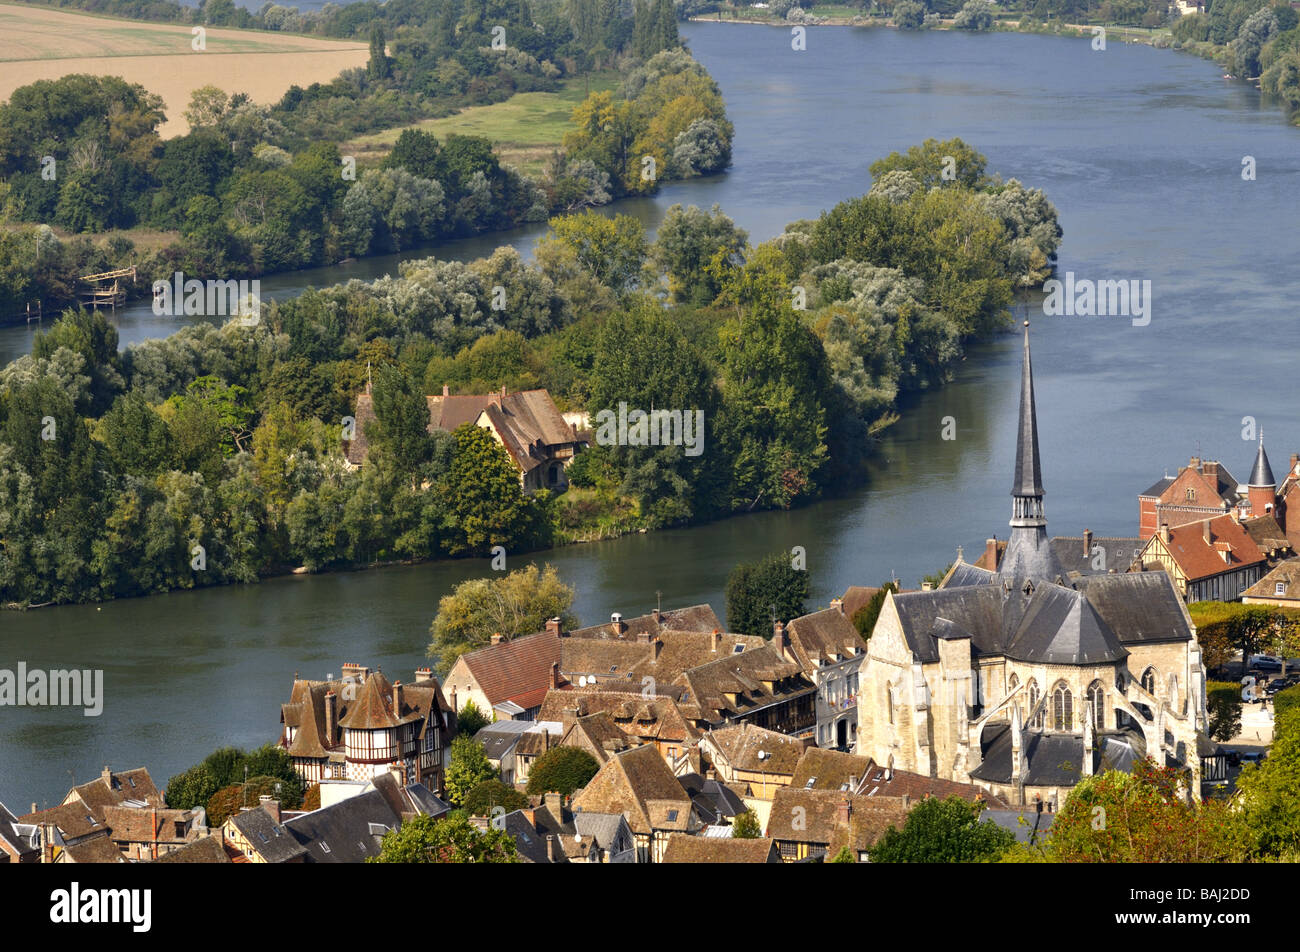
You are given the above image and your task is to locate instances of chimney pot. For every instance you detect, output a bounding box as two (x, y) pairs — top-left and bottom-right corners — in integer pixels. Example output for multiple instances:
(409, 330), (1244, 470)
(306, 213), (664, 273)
(830, 598), (844, 616)
(491, 632), (504, 646)
(711, 629), (721, 652)
(546, 616), (563, 638)
(1083, 528), (1093, 558)
(1159, 523), (1170, 544)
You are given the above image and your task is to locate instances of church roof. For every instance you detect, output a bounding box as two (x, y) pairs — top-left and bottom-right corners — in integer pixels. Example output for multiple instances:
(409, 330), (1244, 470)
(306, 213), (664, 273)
(971, 725), (1146, 786)
(998, 528), (1068, 583)
(1003, 586), (1128, 666)
(892, 571), (1191, 665)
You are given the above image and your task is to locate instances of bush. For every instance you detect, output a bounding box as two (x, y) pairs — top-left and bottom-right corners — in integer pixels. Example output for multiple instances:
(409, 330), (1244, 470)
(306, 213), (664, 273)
(1207, 680), (1243, 742)
(1276, 685), (1300, 719)
(525, 746), (600, 796)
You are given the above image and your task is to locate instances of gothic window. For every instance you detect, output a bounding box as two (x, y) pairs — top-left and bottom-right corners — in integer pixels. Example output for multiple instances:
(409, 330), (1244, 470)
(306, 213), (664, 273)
(1088, 680), (1105, 731)
(1186, 488), (1196, 501)
(1027, 679), (1042, 730)
(1141, 667), (1157, 696)
(1051, 681), (1073, 732)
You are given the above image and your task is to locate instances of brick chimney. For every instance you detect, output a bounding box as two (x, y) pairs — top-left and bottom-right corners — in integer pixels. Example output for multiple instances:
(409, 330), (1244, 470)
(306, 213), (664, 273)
(546, 616), (564, 638)
(1203, 460), (1220, 482)
(414, 667), (434, 683)
(837, 798), (852, 826)
(1159, 522), (1170, 544)
(101, 766), (113, 790)
(637, 629), (651, 644)
(711, 628), (721, 653)
(1203, 520), (1212, 544)
(984, 537), (998, 569)
(610, 613), (626, 636)
(324, 691), (338, 746)
(258, 795), (281, 824)
(544, 791), (565, 816)
(1083, 528), (1093, 558)
(550, 662), (561, 689)
(652, 607), (664, 624)
(490, 632), (505, 646)
(773, 620), (788, 660)
(392, 680), (402, 714)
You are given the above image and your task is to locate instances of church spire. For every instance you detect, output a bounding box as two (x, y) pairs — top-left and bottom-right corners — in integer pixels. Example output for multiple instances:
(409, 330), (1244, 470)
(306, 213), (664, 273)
(1011, 320), (1045, 520)
(1249, 430), (1275, 488)
(998, 321), (1066, 583)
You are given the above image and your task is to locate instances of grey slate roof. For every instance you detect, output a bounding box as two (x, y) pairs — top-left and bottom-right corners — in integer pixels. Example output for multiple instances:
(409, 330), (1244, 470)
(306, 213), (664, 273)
(498, 810), (553, 863)
(677, 774), (747, 824)
(983, 808), (1054, 845)
(1250, 439), (1276, 487)
(0, 802), (38, 859)
(898, 570), (1191, 665)
(573, 811), (634, 858)
(474, 720), (532, 761)
(1049, 537), (1146, 577)
(283, 789), (401, 863)
(999, 527), (1068, 584)
(943, 561), (996, 588)
(971, 724), (1147, 786)
(1140, 476), (1175, 498)
(1003, 585), (1128, 665)
(229, 808), (308, 863)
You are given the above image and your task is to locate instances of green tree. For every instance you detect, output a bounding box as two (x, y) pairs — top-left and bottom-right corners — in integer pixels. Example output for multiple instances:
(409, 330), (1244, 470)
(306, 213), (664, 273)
(725, 551), (810, 637)
(442, 423), (543, 556)
(525, 746), (600, 796)
(368, 23), (392, 80)
(868, 137), (990, 191)
(538, 211), (648, 294)
(457, 699), (492, 736)
(1237, 707), (1300, 859)
(164, 764), (221, 811)
(1206, 680), (1243, 743)
(445, 735), (501, 805)
(369, 812), (520, 862)
(463, 779), (530, 816)
(893, 0), (928, 29)
(869, 795), (1016, 863)
(1046, 759), (1245, 863)
(852, 582), (897, 640)
(830, 845), (856, 863)
(732, 810), (762, 838)
(651, 203), (747, 306)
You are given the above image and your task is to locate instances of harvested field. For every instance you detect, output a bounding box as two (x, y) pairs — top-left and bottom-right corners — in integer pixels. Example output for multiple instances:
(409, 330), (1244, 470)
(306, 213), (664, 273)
(0, 2), (367, 136)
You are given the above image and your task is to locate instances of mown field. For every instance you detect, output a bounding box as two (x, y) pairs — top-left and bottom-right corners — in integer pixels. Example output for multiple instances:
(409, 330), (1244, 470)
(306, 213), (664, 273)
(344, 71), (621, 176)
(0, 2), (367, 136)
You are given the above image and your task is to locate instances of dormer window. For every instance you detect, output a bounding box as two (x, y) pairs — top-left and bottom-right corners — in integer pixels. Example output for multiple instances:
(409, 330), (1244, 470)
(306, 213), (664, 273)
(1277, 582), (1287, 596)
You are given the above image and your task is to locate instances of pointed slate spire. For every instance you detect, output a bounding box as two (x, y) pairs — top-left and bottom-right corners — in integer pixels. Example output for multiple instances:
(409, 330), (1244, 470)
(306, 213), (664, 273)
(1249, 431), (1275, 488)
(998, 321), (1066, 582)
(1012, 320), (1045, 503)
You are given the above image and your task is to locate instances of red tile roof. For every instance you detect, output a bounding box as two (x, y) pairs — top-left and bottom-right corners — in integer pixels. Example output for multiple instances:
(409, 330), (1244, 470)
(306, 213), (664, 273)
(460, 631), (563, 709)
(1158, 515), (1267, 581)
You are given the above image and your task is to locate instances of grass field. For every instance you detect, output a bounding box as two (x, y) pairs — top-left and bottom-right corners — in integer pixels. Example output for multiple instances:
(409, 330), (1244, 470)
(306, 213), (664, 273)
(0, 2), (367, 136)
(344, 71), (620, 176)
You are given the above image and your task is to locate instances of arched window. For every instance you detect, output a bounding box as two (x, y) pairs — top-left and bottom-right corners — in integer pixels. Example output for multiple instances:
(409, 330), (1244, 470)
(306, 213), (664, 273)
(1088, 680), (1105, 731)
(1051, 681), (1073, 732)
(1141, 667), (1157, 697)
(1027, 679), (1041, 730)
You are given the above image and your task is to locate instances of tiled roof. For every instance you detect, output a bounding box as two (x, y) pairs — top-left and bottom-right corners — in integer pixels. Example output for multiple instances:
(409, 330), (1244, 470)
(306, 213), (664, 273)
(564, 604), (723, 642)
(537, 688), (699, 744)
(784, 607), (867, 669)
(458, 631), (563, 709)
(68, 768), (164, 820)
(152, 836), (232, 864)
(1049, 537), (1146, 577)
(282, 669), (451, 758)
(478, 391), (579, 475)
(789, 747), (875, 792)
(673, 644), (814, 725)
(766, 788), (908, 852)
(571, 745), (694, 837)
(704, 723), (808, 775)
(60, 836), (127, 863)
(855, 764), (1010, 808)
(283, 789), (401, 864)
(559, 712), (638, 763)
(660, 833), (780, 863)
(21, 802), (106, 840)
(1242, 515), (1290, 556)
(1159, 515), (1267, 581)
(1243, 558), (1300, 600)
(102, 806), (196, 845)
(840, 586), (880, 622)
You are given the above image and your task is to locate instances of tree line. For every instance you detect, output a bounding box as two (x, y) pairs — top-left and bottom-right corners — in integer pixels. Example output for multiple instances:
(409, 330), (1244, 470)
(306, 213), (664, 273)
(0, 137), (1060, 608)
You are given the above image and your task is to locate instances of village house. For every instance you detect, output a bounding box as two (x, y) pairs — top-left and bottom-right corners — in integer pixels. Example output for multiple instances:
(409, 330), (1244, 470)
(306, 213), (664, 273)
(673, 641), (817, 737)
(151, 837), (232, 864)
(474, 720), (562, 784)
(660, 833), (781, 863)
(279, 663), (455, 793)
(281, 788), (403, 864)
(696, 723), (807, 827)
(766, 788), (910, 862)
(18, 765), (174, 863)
(19, 802), (120, 864)
(222, 800), (308, 864)
(1137, 513), (1268, 603)
(540, 689), (700, 763)
(676, 771), (749, 827)
(557, 711), (641, 765)
(1241, 557), (1300, 608)
(0, 803), (38, 863)
(780, 606), (869, 750)
(854, 324), (1209, 810)
(102, 805), (205, 861)
(571, 744), (701, 862)
(346, 385), (584, 492)
(488, 793), (637, 863)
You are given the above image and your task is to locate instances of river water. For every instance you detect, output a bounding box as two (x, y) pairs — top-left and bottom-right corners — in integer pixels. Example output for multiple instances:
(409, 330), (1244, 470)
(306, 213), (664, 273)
(4, 25), (1300, 809)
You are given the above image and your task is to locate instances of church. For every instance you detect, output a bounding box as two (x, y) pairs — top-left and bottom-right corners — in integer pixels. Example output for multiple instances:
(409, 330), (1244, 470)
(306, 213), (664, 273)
(853, 323), (1208, 808)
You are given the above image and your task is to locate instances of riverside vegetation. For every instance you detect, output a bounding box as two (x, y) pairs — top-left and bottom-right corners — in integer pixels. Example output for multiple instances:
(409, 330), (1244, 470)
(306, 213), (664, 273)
(0, 138), (1061, 607)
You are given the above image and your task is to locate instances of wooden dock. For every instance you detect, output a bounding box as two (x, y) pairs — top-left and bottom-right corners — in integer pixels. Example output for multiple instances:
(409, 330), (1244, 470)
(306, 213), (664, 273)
(78, 266), (136, 311)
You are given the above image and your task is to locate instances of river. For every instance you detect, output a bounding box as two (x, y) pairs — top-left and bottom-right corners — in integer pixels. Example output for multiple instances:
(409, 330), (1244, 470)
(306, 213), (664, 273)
(3, 24), (1300, 810)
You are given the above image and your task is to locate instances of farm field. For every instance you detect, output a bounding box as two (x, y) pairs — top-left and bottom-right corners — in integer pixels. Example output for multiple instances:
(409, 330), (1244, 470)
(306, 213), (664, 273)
(344, 71), (621, 175)
(0, 2), (367, 136)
